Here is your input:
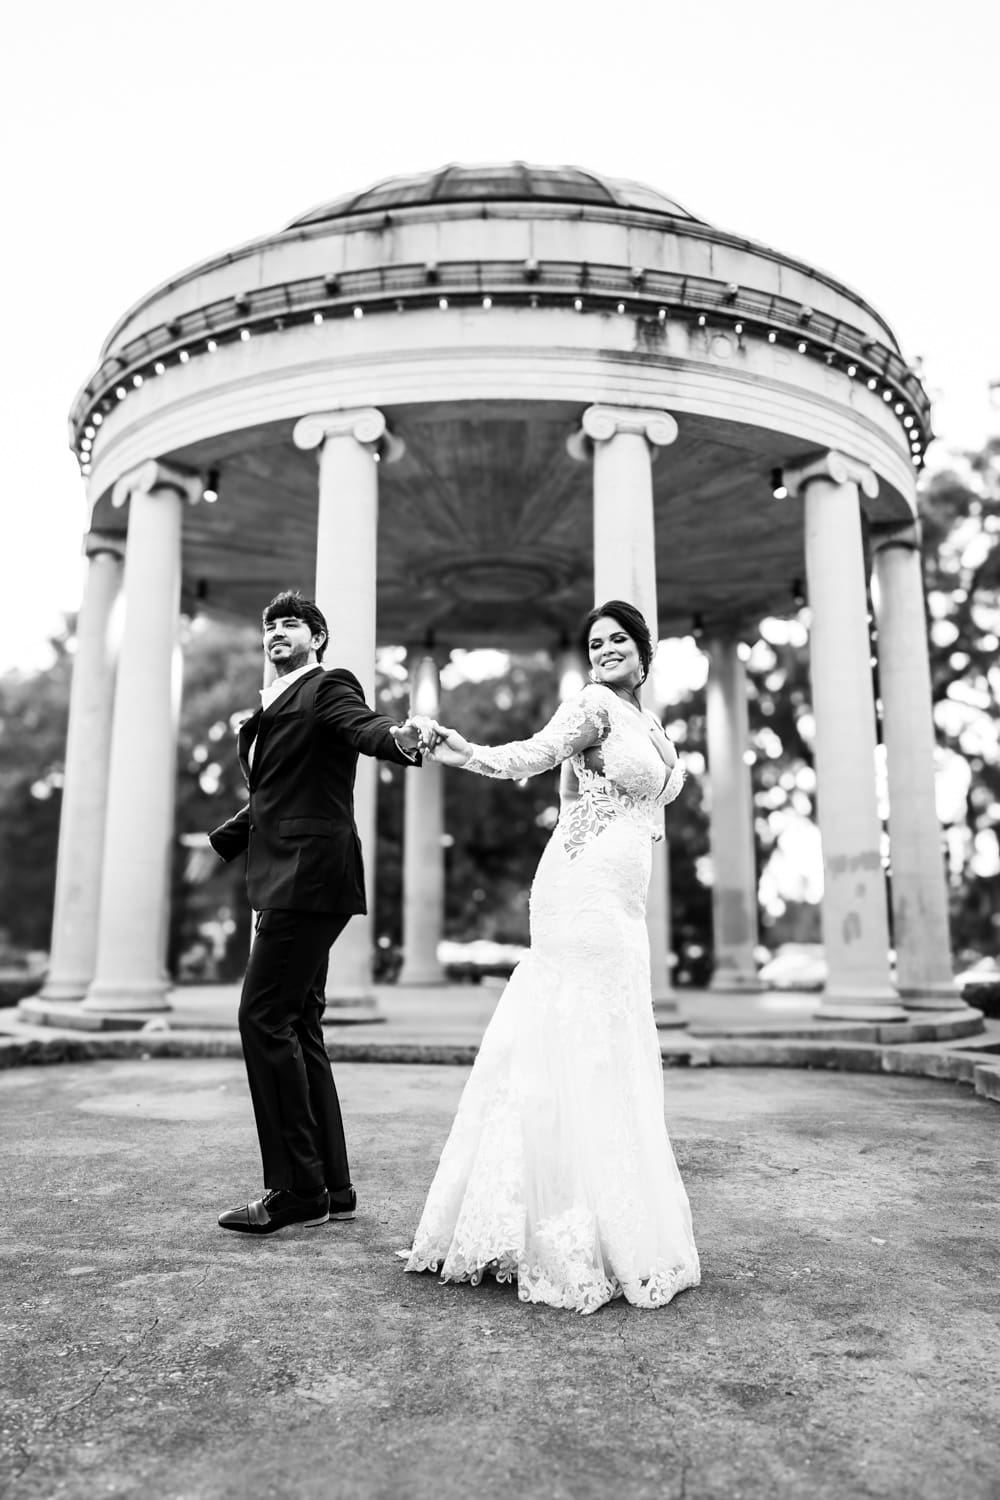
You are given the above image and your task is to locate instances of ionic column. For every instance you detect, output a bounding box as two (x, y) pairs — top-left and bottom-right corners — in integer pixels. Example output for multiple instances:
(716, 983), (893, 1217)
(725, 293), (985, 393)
(294, 408), (404, 1003)
(40, 533), (125, 1001)
(84, 461), (201, 1012)
(705, 638), (762, 991)
(398, 652), (446, 985)
(787, 452), (904, 1019)
(569, 404), (679, 1007)
(871, 522), (958, 1007)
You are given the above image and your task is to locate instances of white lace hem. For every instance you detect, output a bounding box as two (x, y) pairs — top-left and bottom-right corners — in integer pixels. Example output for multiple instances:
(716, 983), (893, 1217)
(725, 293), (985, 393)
(404, 1248), (701, 1316)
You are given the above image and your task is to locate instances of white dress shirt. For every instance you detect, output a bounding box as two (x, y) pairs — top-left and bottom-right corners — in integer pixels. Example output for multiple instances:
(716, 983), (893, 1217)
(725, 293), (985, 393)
(248, 662), (321, 766)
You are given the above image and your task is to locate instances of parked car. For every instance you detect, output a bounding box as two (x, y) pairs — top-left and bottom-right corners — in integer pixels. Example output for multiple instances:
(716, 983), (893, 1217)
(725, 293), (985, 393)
(0, 949), (47, 1006)
(954, 956), (1000, 990)
(756, 943), (827, 992)
(437, 940), (528, 984)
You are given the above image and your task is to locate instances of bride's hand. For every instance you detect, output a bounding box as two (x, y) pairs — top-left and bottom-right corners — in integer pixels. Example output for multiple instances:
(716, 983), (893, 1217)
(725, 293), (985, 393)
(425, 724), (473, 767)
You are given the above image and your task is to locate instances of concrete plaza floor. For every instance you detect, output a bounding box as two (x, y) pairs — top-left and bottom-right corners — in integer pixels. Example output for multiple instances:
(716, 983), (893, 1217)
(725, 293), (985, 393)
(2, 1055), (999, 1500)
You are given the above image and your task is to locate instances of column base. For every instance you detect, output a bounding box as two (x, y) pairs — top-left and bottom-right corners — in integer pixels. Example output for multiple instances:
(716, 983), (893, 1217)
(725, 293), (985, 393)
(397, 967), (447, 987)
(653, 996), (688, 1030)
(19, 995), (150, 1032)
(814, 999), (908, 1022)
(897, 985), (966, 1011)
(81, 982), (172, 1014)
(322, 988), (378, 1010)
(709, 970), (765, 993)
(38, 977), (90, 1003)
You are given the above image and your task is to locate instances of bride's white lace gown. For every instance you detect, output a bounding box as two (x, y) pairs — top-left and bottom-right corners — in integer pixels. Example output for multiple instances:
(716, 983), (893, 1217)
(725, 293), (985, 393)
(405, 684), (700, 1315)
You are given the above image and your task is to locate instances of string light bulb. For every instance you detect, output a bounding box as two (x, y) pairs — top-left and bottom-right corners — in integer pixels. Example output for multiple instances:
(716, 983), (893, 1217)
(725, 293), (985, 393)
(202, 467), (220, 504)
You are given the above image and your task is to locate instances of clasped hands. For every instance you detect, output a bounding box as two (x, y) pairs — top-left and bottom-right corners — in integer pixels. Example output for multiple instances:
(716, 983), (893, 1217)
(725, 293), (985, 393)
(395, 715), (472, 766)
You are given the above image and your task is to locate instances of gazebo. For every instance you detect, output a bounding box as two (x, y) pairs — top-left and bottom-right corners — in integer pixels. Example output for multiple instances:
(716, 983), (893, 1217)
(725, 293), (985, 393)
(41, 162), (961, 1022)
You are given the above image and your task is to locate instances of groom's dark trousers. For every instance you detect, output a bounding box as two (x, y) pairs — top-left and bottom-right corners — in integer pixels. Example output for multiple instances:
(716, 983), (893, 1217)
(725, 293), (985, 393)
(209, 665), (417, 1196)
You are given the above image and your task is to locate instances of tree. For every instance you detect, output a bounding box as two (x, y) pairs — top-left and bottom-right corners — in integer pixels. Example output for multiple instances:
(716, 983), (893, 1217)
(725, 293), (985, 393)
(0, 627), (73, 951)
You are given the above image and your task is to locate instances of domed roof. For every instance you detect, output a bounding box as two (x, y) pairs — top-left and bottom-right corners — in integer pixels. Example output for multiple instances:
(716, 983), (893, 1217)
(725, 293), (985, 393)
(287, 162), (705, 229)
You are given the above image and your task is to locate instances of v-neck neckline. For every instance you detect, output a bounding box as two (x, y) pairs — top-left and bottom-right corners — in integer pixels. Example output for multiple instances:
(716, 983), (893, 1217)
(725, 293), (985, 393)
(605, 689), (675, 772)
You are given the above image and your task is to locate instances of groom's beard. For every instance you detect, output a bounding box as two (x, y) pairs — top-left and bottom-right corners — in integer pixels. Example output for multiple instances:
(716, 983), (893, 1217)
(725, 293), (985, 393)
(269, 644), (311, 675)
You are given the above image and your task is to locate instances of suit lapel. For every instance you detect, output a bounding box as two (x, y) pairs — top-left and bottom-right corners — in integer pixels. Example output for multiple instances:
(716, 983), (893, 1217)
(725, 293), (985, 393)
(243, 667), (322, 785)
(237, 710), (263, 785)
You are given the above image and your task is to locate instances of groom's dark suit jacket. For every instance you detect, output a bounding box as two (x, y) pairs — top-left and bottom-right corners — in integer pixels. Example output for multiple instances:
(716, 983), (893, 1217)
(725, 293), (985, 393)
(209, 665), (416, 914)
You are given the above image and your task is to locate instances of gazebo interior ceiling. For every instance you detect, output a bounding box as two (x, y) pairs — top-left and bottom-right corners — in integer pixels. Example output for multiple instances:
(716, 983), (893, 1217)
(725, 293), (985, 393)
(91, 401), (881, 645)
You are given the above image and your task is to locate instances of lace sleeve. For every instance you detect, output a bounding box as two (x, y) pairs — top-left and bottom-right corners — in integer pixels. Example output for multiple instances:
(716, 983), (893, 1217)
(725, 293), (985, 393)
(462, 689), (610, 780)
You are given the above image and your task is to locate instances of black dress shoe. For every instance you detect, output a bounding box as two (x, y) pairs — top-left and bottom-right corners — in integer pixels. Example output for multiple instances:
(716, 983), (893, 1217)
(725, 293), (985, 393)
(218, 1187), (329, 1235)
(327, 1185), (357, 1221)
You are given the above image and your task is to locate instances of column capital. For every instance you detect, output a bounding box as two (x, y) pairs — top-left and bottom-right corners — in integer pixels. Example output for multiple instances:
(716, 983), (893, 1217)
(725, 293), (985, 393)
(83, 529), (126, 561)
(293, 407), (405, 464)
(111, 459), (202, 510)
(567, 404), (678, 463)
(784, 450), (879, 500)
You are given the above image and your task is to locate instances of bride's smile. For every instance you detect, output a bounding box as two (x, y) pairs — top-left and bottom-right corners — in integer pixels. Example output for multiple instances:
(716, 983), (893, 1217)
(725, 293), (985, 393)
(588, 618), (644, 694)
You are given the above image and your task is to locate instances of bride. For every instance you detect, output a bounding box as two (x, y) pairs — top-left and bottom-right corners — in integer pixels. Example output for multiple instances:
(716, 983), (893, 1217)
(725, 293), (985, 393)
(404, 600), (700, 1315)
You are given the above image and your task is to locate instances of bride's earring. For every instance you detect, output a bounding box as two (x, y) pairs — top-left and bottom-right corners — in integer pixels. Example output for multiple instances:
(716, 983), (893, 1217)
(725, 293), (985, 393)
(589, 668), (599, 683)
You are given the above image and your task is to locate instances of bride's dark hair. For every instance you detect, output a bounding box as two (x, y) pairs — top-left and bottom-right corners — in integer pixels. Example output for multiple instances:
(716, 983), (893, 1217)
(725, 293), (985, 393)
(581, 600), (653, 678)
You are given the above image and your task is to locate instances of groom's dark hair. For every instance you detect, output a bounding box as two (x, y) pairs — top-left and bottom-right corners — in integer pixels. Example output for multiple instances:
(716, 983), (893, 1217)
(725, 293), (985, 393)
(581, 600), (654, 677)
(261, 591), (329, 662)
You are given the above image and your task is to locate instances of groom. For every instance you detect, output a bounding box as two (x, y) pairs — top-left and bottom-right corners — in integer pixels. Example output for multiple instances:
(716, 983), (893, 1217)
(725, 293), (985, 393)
(207, 590), (425, 1236)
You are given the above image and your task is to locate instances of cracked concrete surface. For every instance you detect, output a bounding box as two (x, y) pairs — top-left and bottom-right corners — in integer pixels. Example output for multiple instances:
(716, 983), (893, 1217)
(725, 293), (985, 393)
(1, 1059), (999, 1500)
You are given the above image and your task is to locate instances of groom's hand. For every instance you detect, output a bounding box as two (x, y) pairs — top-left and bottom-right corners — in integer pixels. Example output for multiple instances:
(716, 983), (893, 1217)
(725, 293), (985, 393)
(392, 716), (438, 754)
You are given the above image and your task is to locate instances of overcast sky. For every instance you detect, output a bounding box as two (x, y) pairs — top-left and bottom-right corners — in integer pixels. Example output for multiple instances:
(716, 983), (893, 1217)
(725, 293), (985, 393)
(2, 0), (996, 673)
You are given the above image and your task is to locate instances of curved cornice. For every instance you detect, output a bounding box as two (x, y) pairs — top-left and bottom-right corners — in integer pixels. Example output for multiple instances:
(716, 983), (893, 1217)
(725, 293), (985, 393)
(83, 328), (917, 514)
(70, 259), (931, 484)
